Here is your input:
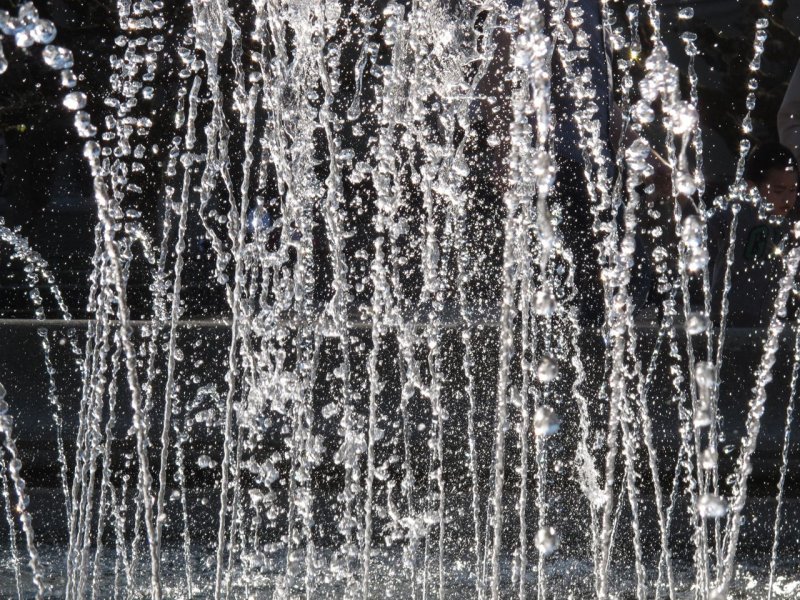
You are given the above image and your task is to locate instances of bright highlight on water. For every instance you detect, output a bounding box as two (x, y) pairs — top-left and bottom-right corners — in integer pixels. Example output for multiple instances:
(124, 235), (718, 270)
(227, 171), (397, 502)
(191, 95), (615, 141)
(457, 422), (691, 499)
(1, 0), (800, 599)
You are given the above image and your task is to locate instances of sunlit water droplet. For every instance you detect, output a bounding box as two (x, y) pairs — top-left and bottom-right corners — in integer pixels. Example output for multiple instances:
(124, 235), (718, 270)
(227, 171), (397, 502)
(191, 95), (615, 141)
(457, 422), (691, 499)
(701, 448), (718, 470)
(534, 290), (556, 316)
(31, 19), (56, 44)
(536, 356), (558, 383)
(535, 526), (559, 556)
(42, 45), (73, 69)
(62, 91), (87, 111)
(698, 494), (728, 519)
(197, 455), (217, 469)
(686, 312), (710, 335)
(74, 111), (97, 137)
(533, 406), (561, 437)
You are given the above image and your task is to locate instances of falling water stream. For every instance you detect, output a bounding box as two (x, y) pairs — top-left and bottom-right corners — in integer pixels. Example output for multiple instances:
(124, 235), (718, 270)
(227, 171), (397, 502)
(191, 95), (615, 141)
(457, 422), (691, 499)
(1, 0), (800, 598)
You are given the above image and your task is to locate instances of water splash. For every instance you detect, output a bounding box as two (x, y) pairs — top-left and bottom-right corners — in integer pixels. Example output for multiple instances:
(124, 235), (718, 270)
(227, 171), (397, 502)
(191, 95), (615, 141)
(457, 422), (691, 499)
(0, 0), (798, 598)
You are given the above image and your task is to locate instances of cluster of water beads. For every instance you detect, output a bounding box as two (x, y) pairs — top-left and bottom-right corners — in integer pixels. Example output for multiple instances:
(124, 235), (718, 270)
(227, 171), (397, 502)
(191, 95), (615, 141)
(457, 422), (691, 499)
(0, 383), (45, 598)
(1, 0), (800, 598)
(0, 2), (94, 143)
(0, 2), (54, 73)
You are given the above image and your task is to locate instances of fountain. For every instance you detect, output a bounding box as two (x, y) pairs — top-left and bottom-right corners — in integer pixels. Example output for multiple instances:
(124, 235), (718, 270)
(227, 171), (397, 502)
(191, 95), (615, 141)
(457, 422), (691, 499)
(1, 0), (800, 598)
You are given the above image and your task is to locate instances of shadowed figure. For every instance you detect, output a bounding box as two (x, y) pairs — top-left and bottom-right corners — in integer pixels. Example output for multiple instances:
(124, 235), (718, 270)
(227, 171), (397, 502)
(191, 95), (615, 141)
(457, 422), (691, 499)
(709, 142), (799, 327)
(471, 0), (615, 325)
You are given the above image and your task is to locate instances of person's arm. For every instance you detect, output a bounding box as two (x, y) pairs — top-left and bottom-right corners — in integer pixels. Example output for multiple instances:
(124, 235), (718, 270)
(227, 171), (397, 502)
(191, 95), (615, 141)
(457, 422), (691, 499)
(778, 59), (800, 164)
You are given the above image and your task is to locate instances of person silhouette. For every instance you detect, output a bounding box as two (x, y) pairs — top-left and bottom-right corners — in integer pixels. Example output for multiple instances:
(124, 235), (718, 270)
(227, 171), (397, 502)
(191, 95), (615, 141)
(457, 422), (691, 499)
(709, 142), (799, 327)
(472, 0), (614, 323)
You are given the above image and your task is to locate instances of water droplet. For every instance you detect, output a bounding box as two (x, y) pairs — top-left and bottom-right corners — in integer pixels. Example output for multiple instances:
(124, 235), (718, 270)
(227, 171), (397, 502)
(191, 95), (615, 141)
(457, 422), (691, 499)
(633, 100), (654, 124)
(83, 141), (100, 160)
(682, 215), (708, 271)
(678, 7), (694, 19)
(742, 114), (752, 134)
(698, 494), (728, 519)
(626, 138), (651, 173)
(74, 111), (97, 138)
(701, 448), (718, 470)
(18, 3), (38, 23)
(723, 444), (736, 456)
(536, 356), (558, 383)
(197, 455), (217, 469)
(709, 587), (728, 600)
(533, 406), (560, 437)
(62, 91), (87, 111)
(15, 29), (34, 48)
(673, 104), (698, 135)
(686, 312), (710, 335)
(694, 361), (716, 392)
(535, 526), (559, 555)
(60, 69), (77, 88)
(322, 403), (338, 419)
(42, 45), (74, 70)
(694, 404), (713, 428)
(31, 19), (56, 44)
(534, 290), (556, 316)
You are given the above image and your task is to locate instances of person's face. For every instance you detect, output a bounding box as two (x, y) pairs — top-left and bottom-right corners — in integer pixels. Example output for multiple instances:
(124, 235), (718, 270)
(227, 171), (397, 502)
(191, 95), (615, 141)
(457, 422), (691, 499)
(757, 167), (798, 218)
